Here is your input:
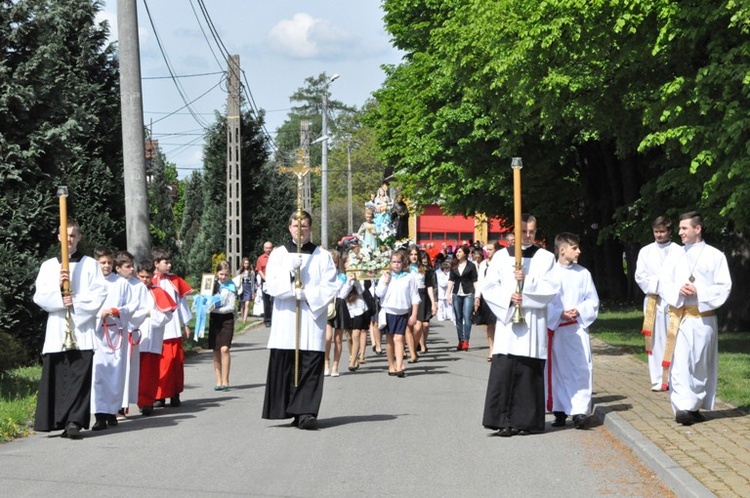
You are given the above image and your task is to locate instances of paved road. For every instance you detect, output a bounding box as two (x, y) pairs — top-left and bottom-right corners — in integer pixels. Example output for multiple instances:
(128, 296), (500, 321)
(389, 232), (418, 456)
(0, 321), (670, 497)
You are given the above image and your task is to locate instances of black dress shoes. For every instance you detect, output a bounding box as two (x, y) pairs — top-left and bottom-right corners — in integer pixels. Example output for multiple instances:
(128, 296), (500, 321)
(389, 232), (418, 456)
(61, 422), (82, 439)
(676, 410), (705, 426)
(497, 427), (513, 437)
(92, 414), (107, 431)
(170, 395), (181, 407)
(551, 412), (567, 427)
(572, 414), (590, 429)
(298, 415), (318, 430)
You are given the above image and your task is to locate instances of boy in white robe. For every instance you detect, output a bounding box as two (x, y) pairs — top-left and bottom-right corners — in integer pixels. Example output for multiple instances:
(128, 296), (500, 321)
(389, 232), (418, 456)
(262, 210), (339, 430)
(135, 261), (176, 415)
(91, 247), (136, 430)
(659, 212), (731, 426)
(114, 251), (149, 418)
(546, 233), (599, 429)
(635, 216), (682, 391)
(33, 220), (108, 439)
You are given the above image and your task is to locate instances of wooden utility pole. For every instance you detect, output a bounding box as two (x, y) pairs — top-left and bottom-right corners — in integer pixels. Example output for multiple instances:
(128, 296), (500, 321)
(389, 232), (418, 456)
(226, 55), (242, 272)
(118, 0), (150, 263)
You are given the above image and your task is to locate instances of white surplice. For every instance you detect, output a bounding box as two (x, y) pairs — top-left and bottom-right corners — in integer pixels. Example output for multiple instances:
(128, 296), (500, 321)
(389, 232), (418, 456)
(483, 247), (559, 359)
(659, 241), (731, 413)
(547, 263), (599, 416)
(265, 245), (339, 352)
(34, 255), (108, 353)
(635, 240), (682, 389)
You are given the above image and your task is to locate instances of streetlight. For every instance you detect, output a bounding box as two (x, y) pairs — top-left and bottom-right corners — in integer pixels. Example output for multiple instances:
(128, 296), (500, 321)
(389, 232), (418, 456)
(320, 73), (339, 249)
(346, 140), (361, 235)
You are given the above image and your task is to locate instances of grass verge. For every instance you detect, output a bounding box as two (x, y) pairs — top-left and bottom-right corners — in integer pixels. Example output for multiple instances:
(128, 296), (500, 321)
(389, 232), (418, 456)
(591, 308), (750, 411)
(0, 366), (40, 442)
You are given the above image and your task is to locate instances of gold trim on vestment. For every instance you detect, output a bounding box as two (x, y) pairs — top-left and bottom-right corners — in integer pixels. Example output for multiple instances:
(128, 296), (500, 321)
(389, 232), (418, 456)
(641, 294), (658, 354)
(661, 305), (717, 390)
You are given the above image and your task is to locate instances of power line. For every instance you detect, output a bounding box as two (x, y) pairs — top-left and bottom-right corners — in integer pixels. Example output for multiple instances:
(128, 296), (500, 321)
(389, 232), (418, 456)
(195, 0), (278, 153)
(142, 0), (211, 130)
(149, 77), (225, 126)
(188, 0), (226, 72)
(143, 71), (224, 80)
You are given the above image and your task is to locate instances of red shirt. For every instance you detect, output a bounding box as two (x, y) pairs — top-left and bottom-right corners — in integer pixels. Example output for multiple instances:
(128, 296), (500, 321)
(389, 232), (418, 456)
(255, 253), (270, 280)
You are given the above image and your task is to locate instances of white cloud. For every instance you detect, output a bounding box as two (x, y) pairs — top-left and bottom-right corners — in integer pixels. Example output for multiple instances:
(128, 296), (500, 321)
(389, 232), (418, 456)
(268, 13), (356, 60)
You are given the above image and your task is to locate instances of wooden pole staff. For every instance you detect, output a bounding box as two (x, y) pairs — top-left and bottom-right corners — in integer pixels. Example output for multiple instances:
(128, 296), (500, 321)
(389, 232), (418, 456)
(57, 186), (77, 350)
(511, 158), (525, 324)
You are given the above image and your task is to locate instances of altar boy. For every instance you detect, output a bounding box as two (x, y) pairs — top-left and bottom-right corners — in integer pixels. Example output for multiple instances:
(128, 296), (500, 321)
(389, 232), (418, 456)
(546, 233), (599, 429)
(151, 248), (193, 407)
(33, 220), (108, 439)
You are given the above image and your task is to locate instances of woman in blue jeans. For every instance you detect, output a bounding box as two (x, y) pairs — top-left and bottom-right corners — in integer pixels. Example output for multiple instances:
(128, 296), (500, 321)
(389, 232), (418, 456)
(446, 245), (478, 351)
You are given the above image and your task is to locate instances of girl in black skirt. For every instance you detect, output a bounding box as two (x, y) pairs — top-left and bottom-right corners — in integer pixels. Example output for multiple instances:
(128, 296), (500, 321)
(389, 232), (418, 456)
(340, 267), (369, 372)
(210, 261), (236, 390)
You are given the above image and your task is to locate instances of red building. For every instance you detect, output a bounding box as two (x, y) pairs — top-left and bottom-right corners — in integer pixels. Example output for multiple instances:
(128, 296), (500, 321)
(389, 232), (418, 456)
(414, 204), (511, 247)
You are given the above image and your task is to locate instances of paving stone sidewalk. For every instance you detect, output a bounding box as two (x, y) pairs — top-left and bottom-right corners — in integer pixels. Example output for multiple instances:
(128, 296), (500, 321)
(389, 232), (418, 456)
(591, 338), (750, 497)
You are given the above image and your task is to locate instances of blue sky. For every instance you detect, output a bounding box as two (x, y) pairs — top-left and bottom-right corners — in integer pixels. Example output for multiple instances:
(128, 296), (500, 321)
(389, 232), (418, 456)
(98, 1), (404, 177)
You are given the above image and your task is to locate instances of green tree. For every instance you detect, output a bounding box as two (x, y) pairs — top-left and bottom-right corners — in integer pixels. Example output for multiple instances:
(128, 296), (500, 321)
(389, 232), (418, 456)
(185, 109), (277, 275)
(146, 136), (178, 253)
(273, 73), (356, 244)
(0, 0), (124, 360)
(371, 0), (730, 302)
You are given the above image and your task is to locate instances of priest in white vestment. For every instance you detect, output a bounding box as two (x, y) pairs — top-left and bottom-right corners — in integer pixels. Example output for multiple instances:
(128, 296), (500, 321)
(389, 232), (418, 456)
(659, 212), (731, 426)
(262, 211), (339, 430)
(33, 221), (107, 439)
(482, 215), (559, 436)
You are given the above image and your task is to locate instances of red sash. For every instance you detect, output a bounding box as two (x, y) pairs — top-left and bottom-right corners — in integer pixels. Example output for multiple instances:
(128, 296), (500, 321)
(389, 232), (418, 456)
(149, 285), (178, 313)
(153, 273), (193, 298)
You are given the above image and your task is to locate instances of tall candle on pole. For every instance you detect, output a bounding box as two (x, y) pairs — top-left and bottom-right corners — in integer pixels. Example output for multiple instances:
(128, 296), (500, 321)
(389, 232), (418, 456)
(57, 186), (78, 350)
(511, 157), (525, 324)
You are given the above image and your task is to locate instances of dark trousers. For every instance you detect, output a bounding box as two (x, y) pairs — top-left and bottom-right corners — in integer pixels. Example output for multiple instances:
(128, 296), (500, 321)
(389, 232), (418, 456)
(262, 281), (273, 325)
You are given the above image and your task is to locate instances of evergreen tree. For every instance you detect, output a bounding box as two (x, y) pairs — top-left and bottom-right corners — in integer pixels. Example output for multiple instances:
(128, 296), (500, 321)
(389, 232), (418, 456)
(146, 137), (178, 254)
(0, 0), (123, 360)
(185, 109), (282, 276)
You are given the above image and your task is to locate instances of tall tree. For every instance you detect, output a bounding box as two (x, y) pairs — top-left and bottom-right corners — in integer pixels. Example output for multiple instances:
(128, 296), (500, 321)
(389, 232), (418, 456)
(0, 0), (124, 359)
(146, 135), (178, 254)
(185, 109), (278, 276)
(273, 73), (356, 243)
(371, 0), (750, 315)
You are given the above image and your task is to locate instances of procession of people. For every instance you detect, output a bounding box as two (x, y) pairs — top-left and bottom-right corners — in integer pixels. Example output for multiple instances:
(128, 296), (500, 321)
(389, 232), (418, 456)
(33, 176), (731, 439)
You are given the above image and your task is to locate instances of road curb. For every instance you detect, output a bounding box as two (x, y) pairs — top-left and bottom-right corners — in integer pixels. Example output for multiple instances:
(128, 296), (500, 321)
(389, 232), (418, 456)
(593, 406), (716, 498)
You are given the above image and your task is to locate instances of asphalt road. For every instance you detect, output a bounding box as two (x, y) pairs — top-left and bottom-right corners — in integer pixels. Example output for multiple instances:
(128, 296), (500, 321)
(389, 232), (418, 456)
(0, 320), (669, 497)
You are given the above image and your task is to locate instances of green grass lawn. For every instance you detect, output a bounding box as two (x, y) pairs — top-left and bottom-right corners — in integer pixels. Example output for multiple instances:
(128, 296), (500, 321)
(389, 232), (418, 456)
(0, 366), (39, 442)
(0, 313), (255, 443)
(591, 308), (750, 411)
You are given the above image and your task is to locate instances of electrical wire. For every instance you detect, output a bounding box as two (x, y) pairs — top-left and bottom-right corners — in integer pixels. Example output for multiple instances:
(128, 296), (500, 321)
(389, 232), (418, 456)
(143, 71), (225, 80)
(142, 0), (211, 130)
(195, 0), (278, 153)
(148, 78), (225, 126)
